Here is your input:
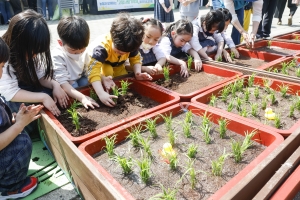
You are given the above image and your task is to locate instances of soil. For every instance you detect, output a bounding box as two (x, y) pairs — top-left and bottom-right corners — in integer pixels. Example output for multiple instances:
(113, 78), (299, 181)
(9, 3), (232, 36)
(56, 90), (159, 137)
(267, 65), (300, 78)
(93, 113), (266, 200)
(155, 70), (225, 95)
(294, 191), (300, 200)
(255, 46), (296, 56)
(222, 54), (268, 69)
(210, 86), (300, 130)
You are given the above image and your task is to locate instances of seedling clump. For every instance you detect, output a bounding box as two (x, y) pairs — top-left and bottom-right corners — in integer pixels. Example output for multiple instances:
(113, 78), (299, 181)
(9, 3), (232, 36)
(184, 110), (193, 124)
(145, 118), (158, 139)
(230, 51), (235, 60)
(231, 139), (243, 163)
(163, 65), (170, 81)
(120, 80), (132, 95)
(182, 121), (192, 138)
(139, 137), (152, 158)
(269, 90), (277, 105)
(67, 101), (82, 131)
(168, 129), (177, 146)
(248, 73), (256, 87)
(187, 54), (193, 71)
(261, 96), (267, 110)
(289, 104), (295, 117)
(242, 130), (257, 151)
(187, 143), (198, 158)
(137, 157), (152, 183)
(113, 155), (133, 175)
(211, 150), (229, 176)
(127, 125), (142, 147)
(250, 103), (258, 117)
(239, 106), (248, 117)
(161, 113), (173, 131)
(236, 97), (243, 111)
(219, 86), (230, 102)
(274, 114), (281, 128)
(296, 68), (300, 77)
(227, 98), (234, 112)
(103, 135), (117, 158)
(200, 124), (211, 144)
(168, 153), (178, 170)
(254, 86), (260, 99)
(90, 88), (99, 101)
(278, 84), (290, 98)
(209, 94), (217, 106)
(217, 55), (222, 62)
(218, 118), (229, 139)
(111, 86), (120, 103)
(244, 87), (250, 102)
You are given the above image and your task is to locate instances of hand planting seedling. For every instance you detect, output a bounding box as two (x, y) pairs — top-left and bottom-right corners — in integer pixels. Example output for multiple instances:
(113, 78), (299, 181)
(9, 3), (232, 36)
(126, 125), (142, 147)
(230, 51), (235, 60)
(168, 128), (177, 146)
(248, 73), (256, 87)
(254, 86), (260, 99)
(187, 54), (193, 71)
(200, 124), (211, 144)
(161, 113), (173, 131)
(218, 118), (229, 139)
(231, 139), (243, 163)
(163, 65), (171, 81)
(187, 143), (198, 158)
(103, 135), (117, 158)
(139, 136), (152, 158)
(216, 55), (222, 62)
(113, 155), (133, 175)
(250, 102), (258, 117)
(145, 117), (159, 139)
(90, 88), (99, 101)
(209, 94), (217, 106)
(137, 156), (152, 183)
(267, 40), (272, 48)
(120, 80), (132, 95)
(227, 98), (234, 112)
(111, 85), (120, 103)
(278, 83), (291, 98)
(211, 149), (230, 176)
(182, 121), (192, 138)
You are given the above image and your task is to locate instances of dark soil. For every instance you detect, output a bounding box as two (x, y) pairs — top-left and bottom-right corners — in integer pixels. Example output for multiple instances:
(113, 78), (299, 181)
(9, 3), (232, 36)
(93, 112), (266, 200)
(222, 54), (268, 68)
(210, 86), (300, 130)
(294, 191), (300, 200)
(156, 70), (225, 94)
(56, 90), (159, 137)
(255, 46), (296, 56)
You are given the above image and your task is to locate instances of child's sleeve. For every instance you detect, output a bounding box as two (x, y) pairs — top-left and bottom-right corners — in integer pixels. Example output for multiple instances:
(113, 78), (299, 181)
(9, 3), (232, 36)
(87, 46), (108, 83)
(252, 0), (263, 22)
(128, 50), (142, 67)
(152, 44), (166, 61)
(213, 32), (224, 44)
(52, 50), (71, 85)
(0, 64), (21, 101)
(159, 37), (172, 56)
(221, 32), (235, 48)
(189, 25), (202, 52)
(182, 43), (192, 53)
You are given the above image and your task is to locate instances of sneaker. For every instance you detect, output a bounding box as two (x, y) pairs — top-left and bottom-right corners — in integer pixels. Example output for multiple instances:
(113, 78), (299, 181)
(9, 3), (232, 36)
(0, 176), (38, 200)
(288, 17), (292, 26)
(277, 21), (282, 25)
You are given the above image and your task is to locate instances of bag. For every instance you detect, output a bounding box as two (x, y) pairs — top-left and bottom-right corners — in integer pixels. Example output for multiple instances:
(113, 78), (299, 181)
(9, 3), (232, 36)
(52, 5), (71, 20)
(292, 0), (300, 4)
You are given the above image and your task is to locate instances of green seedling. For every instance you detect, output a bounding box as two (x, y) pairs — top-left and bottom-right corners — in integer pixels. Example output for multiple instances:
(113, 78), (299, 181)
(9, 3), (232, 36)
(217, 55), (223, 62)
(168, 129), (177, 146)
(239, 106), (248, 117)
(254, 86), (260, 99)
(295, 35), (299, 40)
(274, 114), (281, 128)
(244, 87), (250, 102)
(230, 51), (235, 60)
(241, 130), (257, 151)
(229, 82), (238, 97)
(111, 86), (120, 103)
(168, 153), (178, 170)
(269, 90), (277, 105)
(69, 100), (82, 111)
(288, 59), (297, 68)
(227, 98), (234, 112)
(187, 143), (198, 158)
(296, 68), (300, 77)
(200, 124), (211, 144)
(126, 125), (142, 147)
(211, 149), (230, 176)
(145, 117), (159, 139)
(185, 110), (193, 124)
(267, 40), (272, 48)
(201, 111), (211, 127)
(295, 94), (300, 110)
(281, 62), (289, 75)
(261, 96), (267, 110)
(186, 159), (197, 189)
(263, 78), (272, 94)
(236, 96), (243, 111)
(231, 139), (243, 163)
(250, 102), (258, 117)
(182, 121), (192, 138)
(139, 137), (152, 158)
(209, 94), (217, 106)
(278, 83), (291, 98)
(273, 68), (279, 73)
(163, 65), (170, 81)
(237, 79), (244, 92)
(289, 104), (295, 117)
(248, 73), (256, 87)
(137, 157), (152, 183)
(67, 108), (80, 131)
(120, 80), (132, 95)
(218, 118), (229, 139)
(161, 113), (173, 131)
(90, 88), (99, 101)
(150, 184), (177, 200)
(219, 86), (231, 102)
(103, 135), (117, 158)
(113, 155), (133, 175)
(187, 54), (193, 71)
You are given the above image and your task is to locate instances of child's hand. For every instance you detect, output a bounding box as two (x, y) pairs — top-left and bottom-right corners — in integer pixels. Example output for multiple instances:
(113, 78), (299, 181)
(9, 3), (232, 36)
(53, 83), (69, 108)
(99, 91), (118, 107)
(81, 96), (99, 109)
(102, 76), (115, 92)
(230, 48), (240, 58)
(222, 49), (233, 63)
(194, 60), (202, 72)
(42, 94), (61, 116)
(135, 72), (153, 81)
(179, 62), (189, 77)
(142, 66), (162, 75)
(214, 52), (223, 61)
(15, 103), (44, 128)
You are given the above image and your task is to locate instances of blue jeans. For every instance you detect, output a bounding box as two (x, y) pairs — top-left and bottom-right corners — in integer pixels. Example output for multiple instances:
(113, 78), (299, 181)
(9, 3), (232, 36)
(212, 0), (224, 9)
(231, 7), (244, 45)
(40, 0), (53, 19)
(0, 1), (12, 24)
(71, 76), (89, 89)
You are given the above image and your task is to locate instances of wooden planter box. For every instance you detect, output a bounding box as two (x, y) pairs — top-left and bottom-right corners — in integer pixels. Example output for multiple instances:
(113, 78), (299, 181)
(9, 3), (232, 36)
(191, 75), (300, 137)
(149, 64), (242, 102)
(44, 78), (180, 145)
(78, 103), (283, 199)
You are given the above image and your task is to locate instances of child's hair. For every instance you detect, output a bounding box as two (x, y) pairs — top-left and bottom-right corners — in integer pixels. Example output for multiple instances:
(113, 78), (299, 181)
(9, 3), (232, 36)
(110, 13), (144, 52)
(57, 15), (90, 49)
(0, 37), (9, 64)
(218, 8), (232, 22)
(2, 10), (52, 88)
(164, 19), (193, 37)
(142, 18), (164, 35)
(201, 10), (225, 33)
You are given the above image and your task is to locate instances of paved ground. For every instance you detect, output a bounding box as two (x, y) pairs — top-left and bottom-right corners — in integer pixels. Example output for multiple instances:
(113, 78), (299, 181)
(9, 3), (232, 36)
(1, 5), (299, 200)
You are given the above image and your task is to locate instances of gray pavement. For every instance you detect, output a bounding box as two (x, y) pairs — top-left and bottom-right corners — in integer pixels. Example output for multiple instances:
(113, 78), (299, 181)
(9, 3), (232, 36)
(1, 6), (299, 200)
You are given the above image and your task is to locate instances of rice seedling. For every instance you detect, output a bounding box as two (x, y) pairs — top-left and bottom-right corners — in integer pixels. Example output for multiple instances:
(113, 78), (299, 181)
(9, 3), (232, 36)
(289, 104), (295, 117)
(281, 62), (289, 75)
(295, 94), (300, 110)
(137, 157), (152, 183)
(211, 150), (230, 176)
(89, 88), (99, 101)
(241, 130), (257, 151)
(182, 121), (192, 138)
(231, 139), (243, 163)
(69, 100), (82, 110)
(209, 94), (217, 106)
(267, 40), (272, 48)
(120, 80), (132, 95)
(185, 110), (193, 124)
(230, 51), (235, 60)
(219, 86), (231, 102)
(187, 159), (197, 189)
(163, 65), (170, 81)
(236, 79), (244, 92)
(227, 98), (235, 112)
(113, 155), (133, 175)
(161, 113), (173, 131)
(103, 135), (117, 158)
(168, 129), (177, 146)
(217, 55), (223, 62)
(145, 117), (159, 139)
(201, 111), (211, 127)
(67, 108), (80, 131)
(111, 86), (120, 103)
(150, 184), (177, 200)
(288, 59), (297, 68)
(239, 106), (248, 117)
(273, 68), (279, 73)
(248, 73), (256, 87)
(200, 124), (211, 144)
(244, 87), (250, 102)
(263, 78), (272, 94)
(295, 35), (299, 40)
(236, 96), (243, 111)
(296, 68), (300, 77)
(218, 118), (229, 139)
(139, 137), (152, 158)
(254, 86), (260, 99)
(187, 54), (193, 71)
(278, 84), (290, 98)
(269, 90), (277, 105)
(274, 114), (281, 128)
(127, 125), (142, 147)
(230, 82), (238, 97)
(168, 153), (178, 170)
(261, 96), (267, 110)
(187, 143), (198, 158)
(250, 102), (258, 117)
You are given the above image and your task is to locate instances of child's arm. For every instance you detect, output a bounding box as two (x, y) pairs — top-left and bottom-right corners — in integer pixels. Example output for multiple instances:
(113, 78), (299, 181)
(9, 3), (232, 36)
(214, 41), (225, 61)
(129, 51), (153, 81)
(0, 104), (43, 150)
(91, 81), (117, 107)
(221, 32), (240, 58)
(187, 48), (202, 72)
(189, 28), (212, 60)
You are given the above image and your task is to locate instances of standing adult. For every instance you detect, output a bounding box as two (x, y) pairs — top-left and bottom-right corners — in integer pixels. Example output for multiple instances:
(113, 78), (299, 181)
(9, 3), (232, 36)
(154, 0), (174, 27)
(9, 0), (22, 15)
(0, 0), (12, 24)
(28, 0), (37, 11)
(40, 0), (53, 20)
(275, 0), (298, 26)
(178, 0), (200, 22)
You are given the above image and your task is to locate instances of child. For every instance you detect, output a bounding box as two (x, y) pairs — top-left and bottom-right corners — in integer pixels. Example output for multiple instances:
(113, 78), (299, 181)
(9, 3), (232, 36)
(0, 37), (43, 199)
(154, 0), (174, 27)
(139, 18), (166, 75)
(53, 16), (99, 109)
(87, 13), (152, 108)
(159, 19), (202, 77)
(189, 9), (225, 61)
(0, 10), (67, 134)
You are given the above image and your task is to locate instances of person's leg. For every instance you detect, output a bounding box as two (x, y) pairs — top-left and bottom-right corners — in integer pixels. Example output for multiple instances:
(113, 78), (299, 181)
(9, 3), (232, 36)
(277, 0), (287, 24)
(231, 7), (244, 45)
(262, 0), (278, 37)
(4, 1), (12, 23)
(47, 0), (53, 19)
(76, 76), (89, 87)
(257, 0), (269, 38)
(0, 1), (8, 24)
(82, 0), (88, 14)
(287, 0), (298, 25)
(40, 0), (46, 18)
(9, 0), (22, 15)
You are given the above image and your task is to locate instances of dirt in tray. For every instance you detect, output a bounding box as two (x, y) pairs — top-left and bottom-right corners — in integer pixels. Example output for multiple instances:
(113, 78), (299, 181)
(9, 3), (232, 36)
(255, 46), (296, 56)
(56, 90), (159, 137)
(93, 113), (266, 200)
(222, 54), (268, 68)
(155, 70), (225, 95)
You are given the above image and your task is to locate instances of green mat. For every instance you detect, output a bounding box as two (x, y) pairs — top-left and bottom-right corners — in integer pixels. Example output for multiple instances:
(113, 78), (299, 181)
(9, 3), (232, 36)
(23, 139), (70, 199)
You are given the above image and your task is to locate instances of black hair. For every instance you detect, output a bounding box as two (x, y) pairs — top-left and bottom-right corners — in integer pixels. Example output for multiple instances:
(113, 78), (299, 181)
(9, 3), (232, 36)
(142, 18), (164, 35)
(218, 8), (232, 22)
(110, 13), (144, 52)
(0, 37), (9, 64)
(57, 15), (90, 49)
(163, 19), (193, 37)
(2, 9), (52, 88)
(201, 10), (225, 33)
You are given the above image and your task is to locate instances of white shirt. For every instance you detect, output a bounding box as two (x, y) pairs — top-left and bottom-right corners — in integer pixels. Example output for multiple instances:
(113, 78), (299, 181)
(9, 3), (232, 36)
(52, 46), (91, 85)
(159, 36), (192, 56)
(221, 31), (235, 48)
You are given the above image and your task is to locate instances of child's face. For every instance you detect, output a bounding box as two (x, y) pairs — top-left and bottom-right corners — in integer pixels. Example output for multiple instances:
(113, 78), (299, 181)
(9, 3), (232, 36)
(171, 31), (192, 48)
(0, 62), (5, 79)
(112, 43), (128, 55)
(143, 26), (161, 46)
(58, 40), (86, 54)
